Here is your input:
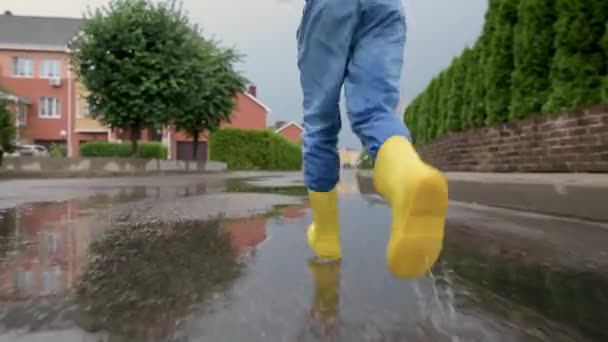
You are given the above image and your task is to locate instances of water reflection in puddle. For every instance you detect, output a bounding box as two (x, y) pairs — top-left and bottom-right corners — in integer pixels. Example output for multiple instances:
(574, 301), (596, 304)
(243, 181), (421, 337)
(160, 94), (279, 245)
(0, 176), (605, 341)
(76, 220), (244, 339)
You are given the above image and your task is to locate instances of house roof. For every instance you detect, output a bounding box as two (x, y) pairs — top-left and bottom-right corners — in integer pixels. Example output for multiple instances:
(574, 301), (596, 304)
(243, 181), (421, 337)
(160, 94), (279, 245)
(244, 92), (271, 113)
(275, 121), (303, 133)
(271, 120), (288, 130)
(0, 14), (82, 50)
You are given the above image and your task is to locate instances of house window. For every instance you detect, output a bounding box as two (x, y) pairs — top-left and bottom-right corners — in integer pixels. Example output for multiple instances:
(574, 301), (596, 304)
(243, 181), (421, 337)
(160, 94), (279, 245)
(40, 59), (61, 78)
(11, 57), (33, 77)
(14, 268), (34, 295)
(78, 97), (93, 118)
(42, 265), (62, 295)
(39, 97), (61, 118)
(41, 232), (59, 254)
(16, 103), (27, 126)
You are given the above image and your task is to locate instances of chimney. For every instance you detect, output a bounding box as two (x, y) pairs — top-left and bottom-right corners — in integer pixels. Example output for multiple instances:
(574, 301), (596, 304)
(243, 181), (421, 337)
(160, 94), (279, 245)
(4, 10), (12, 15)
(248, 84), (257, 97)
(275, 121), (287, 130)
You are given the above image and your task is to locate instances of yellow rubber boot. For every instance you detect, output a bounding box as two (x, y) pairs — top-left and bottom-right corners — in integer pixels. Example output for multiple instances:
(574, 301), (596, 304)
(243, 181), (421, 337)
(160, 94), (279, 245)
(308, 259), (341, 324)
(373, 136), (448, 279)
(307, 189), (341, 261)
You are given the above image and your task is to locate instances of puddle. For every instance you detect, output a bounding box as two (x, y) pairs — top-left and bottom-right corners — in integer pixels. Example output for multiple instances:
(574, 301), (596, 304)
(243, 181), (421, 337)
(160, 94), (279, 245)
(441, 238), (608, 340)
(226, 178), (308, 197)
(0, 172), (606, 341)
(76, 220), (243, 339)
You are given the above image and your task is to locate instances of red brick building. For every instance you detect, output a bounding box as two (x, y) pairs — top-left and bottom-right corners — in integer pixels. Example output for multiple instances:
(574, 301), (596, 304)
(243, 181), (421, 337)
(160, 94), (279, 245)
(170, 89), (269, 161)
(273, 121), (303, 143)
(0, 13), (269, 161)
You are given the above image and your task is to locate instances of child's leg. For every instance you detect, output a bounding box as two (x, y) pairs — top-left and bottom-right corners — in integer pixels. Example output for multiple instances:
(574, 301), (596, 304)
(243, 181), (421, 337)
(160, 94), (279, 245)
(344, 0), (411, 160)
(297, 0), (359, 260)
(344, 0), (448, 278)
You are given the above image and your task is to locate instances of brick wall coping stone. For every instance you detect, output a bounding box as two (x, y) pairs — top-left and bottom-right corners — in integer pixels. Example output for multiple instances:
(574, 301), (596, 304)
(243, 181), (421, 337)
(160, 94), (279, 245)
(356, 170), (608, 222)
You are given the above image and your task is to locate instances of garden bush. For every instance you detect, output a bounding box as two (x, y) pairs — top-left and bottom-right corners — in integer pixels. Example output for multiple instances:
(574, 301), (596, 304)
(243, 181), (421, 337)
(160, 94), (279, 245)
(80, 141), (167, 159)
(209, 128), (302, 170)
(50, 143), (68, 157)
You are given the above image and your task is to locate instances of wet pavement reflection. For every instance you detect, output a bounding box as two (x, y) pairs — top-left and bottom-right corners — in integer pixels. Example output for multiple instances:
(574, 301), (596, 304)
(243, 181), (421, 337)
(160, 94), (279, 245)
(0, 171), (606, 341)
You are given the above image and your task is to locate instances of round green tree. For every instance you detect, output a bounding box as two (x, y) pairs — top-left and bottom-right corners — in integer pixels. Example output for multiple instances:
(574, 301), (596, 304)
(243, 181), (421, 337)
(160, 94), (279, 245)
(71, 0), (207, 155)
(510, 0), (556, 120)
(171, 38), (247, 160)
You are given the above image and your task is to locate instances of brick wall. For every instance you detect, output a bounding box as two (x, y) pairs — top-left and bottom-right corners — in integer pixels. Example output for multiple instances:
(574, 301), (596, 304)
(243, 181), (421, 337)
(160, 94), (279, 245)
(417, 105), (608, 172)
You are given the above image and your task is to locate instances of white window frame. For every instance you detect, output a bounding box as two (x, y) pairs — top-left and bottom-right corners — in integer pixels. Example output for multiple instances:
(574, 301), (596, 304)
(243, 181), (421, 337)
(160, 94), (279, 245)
(11, 57), (33, 78)
(39, 96), (61, 118)
(40, 59), (62, 79)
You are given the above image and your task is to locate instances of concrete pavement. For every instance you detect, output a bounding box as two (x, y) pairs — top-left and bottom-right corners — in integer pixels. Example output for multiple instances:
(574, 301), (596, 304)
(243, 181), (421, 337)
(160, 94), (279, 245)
(1, 170), (607, 341)
(357, 170), (608, 222)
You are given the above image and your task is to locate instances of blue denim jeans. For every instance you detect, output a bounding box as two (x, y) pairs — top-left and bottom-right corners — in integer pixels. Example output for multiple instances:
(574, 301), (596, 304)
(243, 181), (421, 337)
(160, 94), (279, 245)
(297, 0), (411, 192)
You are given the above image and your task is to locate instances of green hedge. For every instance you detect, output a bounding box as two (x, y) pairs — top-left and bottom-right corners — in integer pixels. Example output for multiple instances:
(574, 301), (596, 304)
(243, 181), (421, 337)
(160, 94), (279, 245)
(358, 151), (373, 169)
(209, 128), (302, 170)
(80, 141), (168, 159)
(405, 0), (608, 145)
(49, 143), (68, 157)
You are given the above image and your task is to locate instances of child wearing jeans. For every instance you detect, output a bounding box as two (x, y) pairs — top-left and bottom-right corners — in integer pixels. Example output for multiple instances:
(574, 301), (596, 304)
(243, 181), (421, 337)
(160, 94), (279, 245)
(297, 0), (448, 278)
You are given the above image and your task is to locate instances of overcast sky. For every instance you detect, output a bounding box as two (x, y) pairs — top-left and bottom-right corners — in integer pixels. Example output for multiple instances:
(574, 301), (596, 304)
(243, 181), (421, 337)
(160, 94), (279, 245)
(3, 0), (487, 148)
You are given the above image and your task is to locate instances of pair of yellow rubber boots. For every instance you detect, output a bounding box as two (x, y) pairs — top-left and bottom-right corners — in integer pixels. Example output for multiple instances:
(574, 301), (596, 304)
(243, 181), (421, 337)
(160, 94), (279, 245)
(307, 136), (448, 279)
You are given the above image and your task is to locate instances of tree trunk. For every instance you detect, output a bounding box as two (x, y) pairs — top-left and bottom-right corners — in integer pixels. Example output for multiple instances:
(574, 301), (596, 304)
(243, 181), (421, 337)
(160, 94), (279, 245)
(130, 124), (141, 157)
(191, 131), (199, 161)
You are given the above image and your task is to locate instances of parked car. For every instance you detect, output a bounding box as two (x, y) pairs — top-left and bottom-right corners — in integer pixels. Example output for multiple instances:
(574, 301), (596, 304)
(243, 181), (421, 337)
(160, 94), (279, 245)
(5, 144), (49, 157)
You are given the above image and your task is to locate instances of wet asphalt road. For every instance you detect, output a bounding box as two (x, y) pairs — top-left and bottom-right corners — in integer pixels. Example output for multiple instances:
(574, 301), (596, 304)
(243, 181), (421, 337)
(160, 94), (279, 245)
(0, 170), (607, 341)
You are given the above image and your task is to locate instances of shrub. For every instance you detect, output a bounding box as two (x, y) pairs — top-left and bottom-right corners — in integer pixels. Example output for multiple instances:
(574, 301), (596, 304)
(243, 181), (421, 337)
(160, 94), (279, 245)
(484, 0), (519, 124)
(543, 0), (608, 113)
(80, 141), (167, 159)
(137, 142), (168, 159)
(405, 0), (608, 144)
(209, 128), (302, 170)
(510, 0), (556, 119)
(603, 22), (608, 102)
(50, 143), (68, 157)
(0, 98), (15, 157)
(358, 150), (373, 169)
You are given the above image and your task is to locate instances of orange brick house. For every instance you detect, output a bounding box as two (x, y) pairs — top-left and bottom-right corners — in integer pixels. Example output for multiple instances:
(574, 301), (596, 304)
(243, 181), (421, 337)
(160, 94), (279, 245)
(169, 87), (269, 161)
(0, 13), (82, 156)
(0, 12), (269, 160)
(272, 120), (303, 143)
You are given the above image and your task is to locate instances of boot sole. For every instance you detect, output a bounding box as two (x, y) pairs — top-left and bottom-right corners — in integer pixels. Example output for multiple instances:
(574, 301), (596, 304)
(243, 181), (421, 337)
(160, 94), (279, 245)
(387, 165), (448, 279)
